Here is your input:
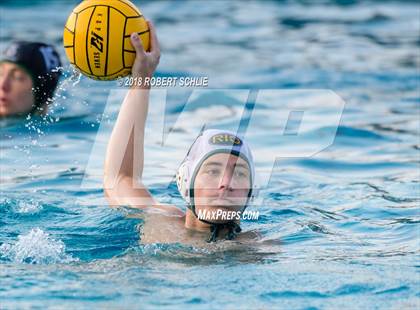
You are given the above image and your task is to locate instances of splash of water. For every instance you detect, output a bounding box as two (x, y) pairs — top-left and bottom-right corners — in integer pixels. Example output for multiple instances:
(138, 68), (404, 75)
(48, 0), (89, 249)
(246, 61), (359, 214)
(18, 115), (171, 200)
(15, 200), (43, 214)
(0, 228), (77, 264)
(0, 197), (42, 214)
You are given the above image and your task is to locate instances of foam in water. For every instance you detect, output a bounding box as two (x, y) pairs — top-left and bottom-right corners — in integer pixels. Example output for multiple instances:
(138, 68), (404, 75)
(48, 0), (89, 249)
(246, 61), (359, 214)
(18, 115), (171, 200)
(0, 197), (42, 214)
(15, 200), (43, 214)
(0, 228), (76, 264)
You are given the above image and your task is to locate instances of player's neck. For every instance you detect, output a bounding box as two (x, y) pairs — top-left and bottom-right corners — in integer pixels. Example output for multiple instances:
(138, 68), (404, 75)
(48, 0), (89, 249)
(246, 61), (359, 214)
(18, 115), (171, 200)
(184, 209), (211, 232)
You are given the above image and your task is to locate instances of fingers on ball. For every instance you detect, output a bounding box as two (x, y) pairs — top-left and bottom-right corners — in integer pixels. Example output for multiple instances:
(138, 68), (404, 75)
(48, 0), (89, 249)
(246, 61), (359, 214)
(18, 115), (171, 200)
(130, 33), (145, 55)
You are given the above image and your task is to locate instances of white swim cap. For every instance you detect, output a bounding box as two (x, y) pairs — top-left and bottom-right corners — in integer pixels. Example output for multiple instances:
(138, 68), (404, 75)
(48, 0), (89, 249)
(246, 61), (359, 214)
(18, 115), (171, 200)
(176, 129), (255, 207)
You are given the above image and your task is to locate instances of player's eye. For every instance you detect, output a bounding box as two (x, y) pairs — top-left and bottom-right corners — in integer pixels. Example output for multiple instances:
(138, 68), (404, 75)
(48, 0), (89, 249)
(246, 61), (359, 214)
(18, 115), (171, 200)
(234, 169), (248, 178)
(206, 168), (221, 176)
(11, 70), (28, 82)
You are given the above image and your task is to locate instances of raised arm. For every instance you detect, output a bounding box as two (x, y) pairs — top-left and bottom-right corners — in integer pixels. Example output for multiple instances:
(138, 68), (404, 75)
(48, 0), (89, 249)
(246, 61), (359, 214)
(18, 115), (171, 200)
(103, 21), (160, 208)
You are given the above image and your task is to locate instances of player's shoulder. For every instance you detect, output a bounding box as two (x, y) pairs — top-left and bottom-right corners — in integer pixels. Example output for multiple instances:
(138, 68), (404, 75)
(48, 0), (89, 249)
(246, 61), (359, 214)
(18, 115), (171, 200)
(148, 203), (185, 217)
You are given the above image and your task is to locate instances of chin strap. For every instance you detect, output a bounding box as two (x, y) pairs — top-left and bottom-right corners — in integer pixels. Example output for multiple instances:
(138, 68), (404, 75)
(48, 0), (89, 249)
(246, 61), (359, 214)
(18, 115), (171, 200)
(207, 221), (242, 243)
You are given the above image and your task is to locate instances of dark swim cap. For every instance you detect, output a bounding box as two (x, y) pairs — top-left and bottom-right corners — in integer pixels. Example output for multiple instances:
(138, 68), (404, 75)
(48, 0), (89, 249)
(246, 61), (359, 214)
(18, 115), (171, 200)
(1, 41), (62, 110)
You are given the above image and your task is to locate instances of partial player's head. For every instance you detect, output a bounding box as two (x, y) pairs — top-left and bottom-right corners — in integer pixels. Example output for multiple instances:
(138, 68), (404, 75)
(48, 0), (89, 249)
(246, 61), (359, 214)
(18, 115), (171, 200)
(0, 41), (61, 117)
(176, 129), (255, 224)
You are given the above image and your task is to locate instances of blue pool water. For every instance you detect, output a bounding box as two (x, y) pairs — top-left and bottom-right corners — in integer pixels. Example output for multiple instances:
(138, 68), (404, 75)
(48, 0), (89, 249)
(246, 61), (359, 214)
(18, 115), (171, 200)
(1, 0), (419, 309)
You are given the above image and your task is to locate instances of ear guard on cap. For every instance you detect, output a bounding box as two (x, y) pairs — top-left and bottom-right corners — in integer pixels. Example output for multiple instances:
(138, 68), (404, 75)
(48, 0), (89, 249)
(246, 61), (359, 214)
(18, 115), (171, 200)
(176, 161), (190, 204)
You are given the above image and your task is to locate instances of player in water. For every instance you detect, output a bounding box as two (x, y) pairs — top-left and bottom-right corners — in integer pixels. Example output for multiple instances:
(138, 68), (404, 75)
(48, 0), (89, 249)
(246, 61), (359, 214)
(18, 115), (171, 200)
(0, 41), (61, 117)
(104, 22), (259, 245)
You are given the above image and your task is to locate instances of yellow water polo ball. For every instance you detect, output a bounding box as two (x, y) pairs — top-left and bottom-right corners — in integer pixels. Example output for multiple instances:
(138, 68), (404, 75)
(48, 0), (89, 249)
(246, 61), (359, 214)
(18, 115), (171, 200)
(63, 0), (150, 81)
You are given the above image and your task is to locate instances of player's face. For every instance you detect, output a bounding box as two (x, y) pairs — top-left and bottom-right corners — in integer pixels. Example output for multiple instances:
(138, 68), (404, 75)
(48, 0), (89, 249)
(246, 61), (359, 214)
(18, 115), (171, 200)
(0, 62), (34, 117)
(193, 153), (251, 223)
